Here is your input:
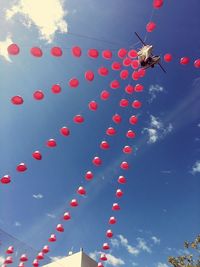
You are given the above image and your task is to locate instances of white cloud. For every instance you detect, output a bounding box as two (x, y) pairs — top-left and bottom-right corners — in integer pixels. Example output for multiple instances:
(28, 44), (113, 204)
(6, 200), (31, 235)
(132, 262), (138, 266)
(107, 254), (125, 266)
(50, 256), (63, 262)
(14, 221), (21, 227)
(151, 236), (160, 244)
(111, 238), (120, 247)
(143, 115), (173, 144)
(46, 213), (56, 219)
(89, 251), (98, 261)
(33, 193), (44, 199)
(192, 160), (200, 174)
(197, 123), (200, 127)
(149, 84), (164, 102)
(5, 0), (68, 42)
(136, 238), (152, 253)
(118, 235), (140, 256)
(0, 256), (5, 264)
(157, 262), (169, 267)
(0, 35), (13, 62)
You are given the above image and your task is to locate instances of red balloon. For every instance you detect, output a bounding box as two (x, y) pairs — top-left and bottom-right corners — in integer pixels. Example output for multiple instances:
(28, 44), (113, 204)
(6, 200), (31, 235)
(119, 98), (129, 107)
(102, 50), (112, 59)
(131, 60), (139, 69)
(110, 80), (120, 89)
(129, 115), (138, 125)
(88, 49), (99, 58)
(6, 246), (14, 254)
(69, 78), (79, 88)
(37, 252), (44, 260)
(102, 243), (110, 250)
(42, 245), (50, 254)
(85, 70), (94, 81)
(51, 84), (61, 94)
(112, 62), (122, 71)
(46, 139), (57, 147)
(98, 66), (109, 76)
(120, 161), (129, 170)
(60, 127), (70, 136)
(73, 114), (84, 123)
(33, 259), (39, 267)
(92, 156), (102, 166)
(138, 68), (146, 78)
(132, 100), (142, 109)
(135, 84), (144, 92)
(128, 49), (138, 58)
(33, 90), (44, 100)
(118, 175), (127, 184)
(11, 95), (24, 105)
(100, 254), (107, 261)
(98, 263), (104, 267)
(132, 71), (140, 80)
(70, 199), (78, 207)
(63, 212), (71, 220)
(32, 151), (42, 160)
(85, 171), (94, 180)
(112, 203), (120, 210)
(106, 229), (113, 238)
(106, 127), (116, 136)
(126, 130), (136, 138)
(77, 186), (86, 195)
(125, 85), (134, 94)
(19, 263), (25, 267)
(153, 0), (163, 8)
(16, 163), (27, 172)
(100, 141), (110, 150)
(100, 90), (110, 100)
(118, 48), (127, 59)
(109, 216), (117, 224)
(48, 234), (56, 242)
(1, 175), (11, 184)
(120, 69), (129, 80)
(164, 53), (172, 62)
(20, 254), (28, 262)
(56, 224), (64, 232)
(88, 101), (98, 111)
(180, 57), (190, 65)
(71, 46), (82, 57)
(30, 47), (43, 57)
(123, 145), (132, 154)
(116, 189), (123, 198)
(194, 59), (200, 68)
(123, 57), (132, 66)
(51, 47), (62, 57)
(146, 21), (156, 32)
(5, 256), (13, 264)
(7, 43), (20, 55)
(112, 114), (122, 124)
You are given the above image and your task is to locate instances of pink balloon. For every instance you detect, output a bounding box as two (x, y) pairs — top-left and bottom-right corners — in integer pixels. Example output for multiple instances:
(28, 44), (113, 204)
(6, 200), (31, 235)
(1, 175), (11, 184)
(164, 53), (172, 62)
(194, 59), (200, 68)
(102, 50), (112, 59)
(77, 186), (86, 195)
(112, 203), (120, 210)
(120, 69), (129, 80)
(128, 49), (138, 58)
(100, 90), (110, 100)
(30, 47), (43, 57)
(32, 151), (42, 160)
(106, 127), (116, 136)
(106, 229), (113, 238)
(5, 256), (13, 264)
(19, 263), (25, 267)
(123, 146), (132, 154)
(180, 57), (190, 65)
(73, 114), (84, 123)
(69, 78), (79, 88)
(16, 163), (27, 172)
(98, 66), (109, 76)
(11, 95), (24, 105)
(131, 60), (139, 69)
(20, 254), (28, 262)
(109, 216), (116, 224)
(112, 62), (122, 71)
(116, 189), (123, 198)
(37, 252), (44, 260)
(7, 44), (20, 55)
(100, 141), (110, 150)
(56, 224), (64, 232)
(110, 80), (120, 89)
(135, 84), (144, 92)
(112, 114), (122, 124)
(119, 98), (129, 107)
(132, 71), (140, 80)
(48, 234), (56, 242)
(85, 171), (94, 180)
(153, 0), (163, 9)
(138, 68), (146, 78)
(92, 156), (102, 166)
(88, 101), (98, 111)
(6, 246), (14, 254)
(33, 90), (44, 100)
(132, 100), (142, 109)
(51, 47), (62, 57)
(118, 48), (127, 59)
(88, 49), (99, 58)
(51, 84), (61, 94)
(63, 212), (71, 220)
(98, 263), (104, 267)
(71, 46), (82, 57)
(126, 130), (136, 139)
(129, 115), (138, 125)
(146, 21), (156, 32)
(100, 254), (107, 261)
(70, 199), (78, 207)
(125, 85), (134, 94)
(85, 70), (94, 81)
(102, 243), (110, 250)
(46, 139), (57, 147)
(118, 175), (127, 184)
(123, 57), (132, 66)
(42, 245), (50, 253)
(60, 127), (70, 136)
(120, 161), (129, 170)
(33, 259), (39, 267)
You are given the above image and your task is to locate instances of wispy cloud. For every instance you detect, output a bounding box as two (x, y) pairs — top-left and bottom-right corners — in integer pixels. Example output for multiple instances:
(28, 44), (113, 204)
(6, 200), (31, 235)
(157, 262), (169, 267)
(0, 35), (13, 62)
(46, 213), (56, 219)
(0, 256), (5, 265)
(151, 236), (160, 245)
(191, 160), (200, 175)
(161, 170), (172, 174)
(143, 115), (173, 144)
(149, 84), (164, 103)
(50, 256), (63, 262)
(137, 238), (152, 253)
(89, 251), (125, 266)
(5, 0), (68, 42)
(33, 193), (44, 199)
(118, 235), (140, 256)
(14, 221), (21, 227)
(132, 262), (138, 266)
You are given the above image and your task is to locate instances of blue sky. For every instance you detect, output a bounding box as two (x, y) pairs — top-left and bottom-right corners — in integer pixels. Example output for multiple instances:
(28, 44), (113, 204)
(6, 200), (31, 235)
(0, 0), (200, 267)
